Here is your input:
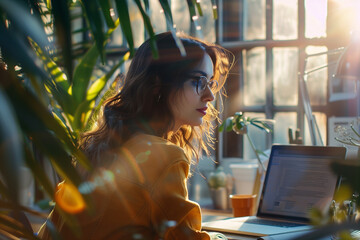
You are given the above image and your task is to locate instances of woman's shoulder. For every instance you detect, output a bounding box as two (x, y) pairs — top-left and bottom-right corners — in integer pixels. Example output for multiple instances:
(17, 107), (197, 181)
(124, 133), (188, 164)
(113, 133), (190, 184)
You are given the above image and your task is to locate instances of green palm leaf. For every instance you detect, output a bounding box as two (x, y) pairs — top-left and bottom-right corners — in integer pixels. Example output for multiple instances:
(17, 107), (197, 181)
(115, 0), (135, 56)
(72, 43), (100, 105)
(0, 22), (48, 80)
(186, 0), (197, 20)
(0, 0), (50, 50)
(86, 52), (129, 102)
(98, 0), (115, 28)
(30, 39), (75, 114)
(0, 214), (38, 240)
(0, 87), (22, 203)
(24, 145), (55, 198)
(133, 0), (158, 58)
(81, 0), (105, 62)
(210, 0), (218, 19)
(51, 0), (73, 82)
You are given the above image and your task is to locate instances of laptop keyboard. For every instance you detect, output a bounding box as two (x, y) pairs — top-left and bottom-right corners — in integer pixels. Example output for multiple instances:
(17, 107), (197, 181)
(244, 218), (306, 228)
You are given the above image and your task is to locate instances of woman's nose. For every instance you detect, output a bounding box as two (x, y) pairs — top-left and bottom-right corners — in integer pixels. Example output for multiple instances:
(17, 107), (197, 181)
(201, 86), (215, 102)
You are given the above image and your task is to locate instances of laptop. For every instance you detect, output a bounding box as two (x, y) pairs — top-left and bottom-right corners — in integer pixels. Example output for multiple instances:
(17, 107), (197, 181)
(202, 145), (346, 237)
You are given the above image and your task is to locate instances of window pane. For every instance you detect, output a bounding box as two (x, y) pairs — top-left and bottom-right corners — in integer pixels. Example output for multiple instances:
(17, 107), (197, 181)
(305, 46), (328, 106)
(273, 112), (297, 144)
(109, 0), (123, 46)
(243, 47), (266, 106)
(273, 0), (298, 40)
(172, 0), (191, 35)
(129, 1), (145, 47)
(196, 0), (216, 42)
(222, 0), (242, 41)
(71, 5), (84, 46)
(243, 113), (268, 160)
(243, 0), (266, 40)
(149, 0), (167, 34)
(273, 47), (299, 106)
(304, 112), (327, 145)
(305, 0), (327, 38)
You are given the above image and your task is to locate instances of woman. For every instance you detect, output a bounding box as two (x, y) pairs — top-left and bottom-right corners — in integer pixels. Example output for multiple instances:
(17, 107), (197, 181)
(39, 32), (233, 240)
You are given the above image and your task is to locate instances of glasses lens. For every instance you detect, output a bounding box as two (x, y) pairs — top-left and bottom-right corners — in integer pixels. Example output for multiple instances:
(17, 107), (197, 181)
(199, 76), (207, 91)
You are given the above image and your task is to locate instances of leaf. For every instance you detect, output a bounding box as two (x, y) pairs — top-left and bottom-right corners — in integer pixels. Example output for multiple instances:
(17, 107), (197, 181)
(0, 0), (50, 50)
(86, 52), (129, 102)
(225, 117), (233, 132)
(186, 0), (197, 20)
(72, 43), (100, 105)
(1, 68), (91, 182)
(114, 0), (134, 56)
(218, 122), (225, 132)
(98, 0), (115, 28)
(51, 0), (73, 82)
(159, 0), (173, 23)
(0, 87), (22, 203)
(52, 109), (76, 143)
(81, 0), (105, 63)
(251, 122), (270, 132)
(0, 21), (48, 80)
(30, 39), (75, 114)
(83, 82), (118, 131)
(0, 199), (48, 218)
(210, 0), (218, 19)
(255, 149), (268, 158)
(0, 214), (38, 240)
(158, 0), (186, 57)
(234, 112), (243, 117)
(143, 0), (150, 11)
(73, 100), (95, 131)
(194, 0), (203, 16)
(23, 144), (55, 198)
(28, 0), (44, 22)
(261, 122), (273, 132)
(351, 125), (360, 138)
(133, 0), (158, 59)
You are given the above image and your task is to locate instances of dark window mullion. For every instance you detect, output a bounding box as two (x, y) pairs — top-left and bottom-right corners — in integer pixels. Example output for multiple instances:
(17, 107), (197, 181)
(297, 0), (306, 138)
(266, 0), (274, 147)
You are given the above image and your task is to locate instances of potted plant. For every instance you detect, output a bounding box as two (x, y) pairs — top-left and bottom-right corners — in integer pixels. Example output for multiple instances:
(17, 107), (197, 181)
(219, 112), (274, 208)
(208, 166), (233, 210)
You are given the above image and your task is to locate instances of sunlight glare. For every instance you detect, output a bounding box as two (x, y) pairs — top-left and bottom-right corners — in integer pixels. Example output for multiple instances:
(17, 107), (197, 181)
(305, 0), (327, 38)
(55, 182), (85, 214)
(330, 0), (360, 34)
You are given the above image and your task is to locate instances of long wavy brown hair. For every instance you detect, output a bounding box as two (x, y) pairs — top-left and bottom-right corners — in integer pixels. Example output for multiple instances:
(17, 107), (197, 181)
(79, 32), (233, 168)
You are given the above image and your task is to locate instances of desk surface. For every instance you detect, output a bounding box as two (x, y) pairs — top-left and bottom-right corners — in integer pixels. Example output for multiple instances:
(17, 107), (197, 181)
(201, 208), (258, 240)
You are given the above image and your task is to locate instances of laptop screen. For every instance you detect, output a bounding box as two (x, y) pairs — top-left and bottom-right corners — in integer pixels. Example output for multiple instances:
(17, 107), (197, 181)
(258, 145), (346, 220)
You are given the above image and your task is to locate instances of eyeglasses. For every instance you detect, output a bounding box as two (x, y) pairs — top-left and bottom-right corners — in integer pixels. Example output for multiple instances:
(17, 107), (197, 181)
(188, 75), (218, 95)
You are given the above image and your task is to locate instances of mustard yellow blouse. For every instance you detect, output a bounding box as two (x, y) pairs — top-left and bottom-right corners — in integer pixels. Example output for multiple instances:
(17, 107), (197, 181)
(38, 133), (219, 240)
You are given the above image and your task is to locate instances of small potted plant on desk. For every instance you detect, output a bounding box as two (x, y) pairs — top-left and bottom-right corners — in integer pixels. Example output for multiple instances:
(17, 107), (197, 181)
(218, 112), (274, 209)
(207, 166), (233, 210)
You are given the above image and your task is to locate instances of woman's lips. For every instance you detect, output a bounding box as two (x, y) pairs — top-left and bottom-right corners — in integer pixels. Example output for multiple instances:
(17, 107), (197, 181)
(196, 107), (207, 115)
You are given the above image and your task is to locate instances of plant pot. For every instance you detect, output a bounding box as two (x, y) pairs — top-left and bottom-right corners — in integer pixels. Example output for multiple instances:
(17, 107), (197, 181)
(210, 187), (228, 210)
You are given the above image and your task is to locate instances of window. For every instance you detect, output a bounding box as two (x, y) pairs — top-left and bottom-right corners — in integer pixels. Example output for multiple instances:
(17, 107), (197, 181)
(218, 0), (355, 160)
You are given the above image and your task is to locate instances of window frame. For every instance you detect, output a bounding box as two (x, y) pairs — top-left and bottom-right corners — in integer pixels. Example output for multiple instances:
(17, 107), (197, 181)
(216, 0), (335, 161)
